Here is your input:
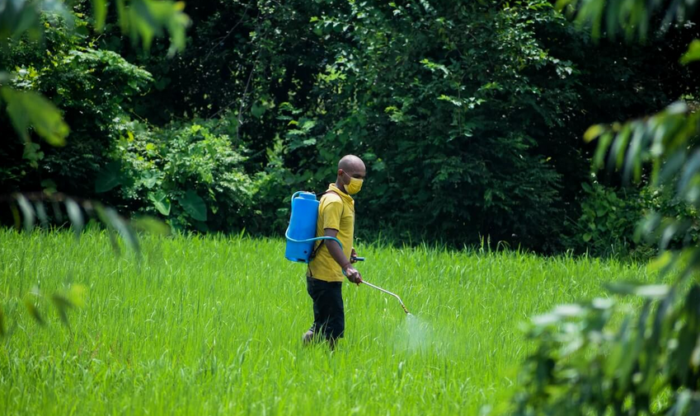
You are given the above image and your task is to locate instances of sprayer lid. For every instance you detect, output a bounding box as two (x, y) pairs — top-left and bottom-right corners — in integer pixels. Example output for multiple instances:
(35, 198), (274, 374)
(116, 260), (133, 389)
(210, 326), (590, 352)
(296, 192), (316, 200)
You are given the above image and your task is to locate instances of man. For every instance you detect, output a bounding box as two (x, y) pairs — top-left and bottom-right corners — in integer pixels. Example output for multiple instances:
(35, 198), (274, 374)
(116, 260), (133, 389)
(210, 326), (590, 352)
(303, 155), (366, 348)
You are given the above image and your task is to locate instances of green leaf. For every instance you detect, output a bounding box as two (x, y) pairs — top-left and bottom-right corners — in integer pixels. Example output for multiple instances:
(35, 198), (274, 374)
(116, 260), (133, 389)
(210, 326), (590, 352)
(180, 190), (207, 221)
(117, 0), (190, 55)
(251, 102), (266, 119)
(593, 132), (613, 169)
(94, 204), (141, 255)
(553, 304), (587, 318)
(648, 250), (673, 272)
(531, 313), (561, 326)
(658, 150), (687, 185)
(149, 191), (171, 216)
(0, 0), (42, 41)
(1, 88), (69, 146)
(154, 199), (171, 216)
(584, 124), (605, 143)
(142, 171), (159, 189)
(95, 162), (124, 193)
(609, 123), (631, 171)
(34, 201), (48, 228)
(582, 233), (592, 242)
(91, 0), (108, 30)
(622, 124), (646, 183)
(93, 203), (121, 255)
(106, 206), (140, 254)
(681, 39), (700, 65)
(678, 150), (700, 198)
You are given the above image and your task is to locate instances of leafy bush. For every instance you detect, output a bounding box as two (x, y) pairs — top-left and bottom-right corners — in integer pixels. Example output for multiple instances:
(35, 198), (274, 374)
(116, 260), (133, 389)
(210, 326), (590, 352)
(0, 15), (153, 195)
(110, 117), (273, 233)
(0, 0), (187, 189)
(3, 0), (698, 252)
(567, 182), (700, 258)
(566, 182), (646, 257)
(510, 278), (700, 415)
(253, 1), (573, 249)
(40, 48), (152, 191)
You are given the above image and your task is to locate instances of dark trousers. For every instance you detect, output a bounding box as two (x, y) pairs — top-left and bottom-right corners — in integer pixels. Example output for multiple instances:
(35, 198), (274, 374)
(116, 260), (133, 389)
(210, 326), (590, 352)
(306, 276), (345, 340)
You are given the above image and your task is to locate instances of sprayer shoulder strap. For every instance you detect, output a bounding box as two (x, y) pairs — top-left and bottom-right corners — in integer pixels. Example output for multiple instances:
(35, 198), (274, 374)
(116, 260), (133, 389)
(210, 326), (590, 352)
(309, 190), (344, 260)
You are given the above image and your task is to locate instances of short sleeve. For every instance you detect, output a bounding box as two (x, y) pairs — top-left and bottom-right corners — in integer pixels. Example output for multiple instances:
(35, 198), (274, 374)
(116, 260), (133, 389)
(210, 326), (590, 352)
(321, 199), (343, 231)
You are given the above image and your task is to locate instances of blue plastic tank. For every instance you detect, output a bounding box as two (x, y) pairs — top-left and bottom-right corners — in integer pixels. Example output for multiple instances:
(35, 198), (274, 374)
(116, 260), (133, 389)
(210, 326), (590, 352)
(285, 192), (319, 263)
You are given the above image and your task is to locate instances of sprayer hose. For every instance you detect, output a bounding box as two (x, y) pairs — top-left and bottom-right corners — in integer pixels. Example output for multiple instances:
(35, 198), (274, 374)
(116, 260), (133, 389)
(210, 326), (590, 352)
(284, 230), (343, 250)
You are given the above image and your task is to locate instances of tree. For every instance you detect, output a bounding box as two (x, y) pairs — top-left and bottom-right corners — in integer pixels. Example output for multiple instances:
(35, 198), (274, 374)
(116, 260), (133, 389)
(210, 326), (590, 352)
(113, 0), (695, 248)
(0, 0), (188, 155)
(507, 0), (700, 414)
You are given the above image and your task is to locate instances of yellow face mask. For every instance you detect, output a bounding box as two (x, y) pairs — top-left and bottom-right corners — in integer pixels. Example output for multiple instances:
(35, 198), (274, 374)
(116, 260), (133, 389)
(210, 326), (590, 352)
(344, 173), (364, 195)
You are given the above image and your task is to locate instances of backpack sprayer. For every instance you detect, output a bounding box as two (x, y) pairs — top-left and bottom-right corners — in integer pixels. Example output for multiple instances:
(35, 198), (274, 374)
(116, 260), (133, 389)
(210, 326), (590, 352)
(285, 191), (410, 315)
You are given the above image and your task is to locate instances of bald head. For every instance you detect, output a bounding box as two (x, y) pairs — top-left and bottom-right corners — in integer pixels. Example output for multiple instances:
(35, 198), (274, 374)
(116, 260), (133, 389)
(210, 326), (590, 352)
(338, 155), (366, 176)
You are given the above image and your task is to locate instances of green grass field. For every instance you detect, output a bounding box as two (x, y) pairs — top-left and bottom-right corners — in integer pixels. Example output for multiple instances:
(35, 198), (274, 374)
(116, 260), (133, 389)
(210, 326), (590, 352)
(0, 230), (653, 415)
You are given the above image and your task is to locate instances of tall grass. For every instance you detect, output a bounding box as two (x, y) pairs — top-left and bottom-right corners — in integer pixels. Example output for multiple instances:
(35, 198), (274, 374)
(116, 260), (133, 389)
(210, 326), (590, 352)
(0, 230), (653, 415)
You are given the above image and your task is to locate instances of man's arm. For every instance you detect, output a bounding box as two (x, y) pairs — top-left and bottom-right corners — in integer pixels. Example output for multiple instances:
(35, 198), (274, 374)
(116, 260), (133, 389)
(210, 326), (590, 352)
(323, 229), (362, 284)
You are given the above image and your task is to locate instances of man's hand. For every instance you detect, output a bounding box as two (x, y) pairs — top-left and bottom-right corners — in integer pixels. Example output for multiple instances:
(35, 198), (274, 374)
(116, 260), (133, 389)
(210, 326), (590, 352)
(343, 264), (362, 285)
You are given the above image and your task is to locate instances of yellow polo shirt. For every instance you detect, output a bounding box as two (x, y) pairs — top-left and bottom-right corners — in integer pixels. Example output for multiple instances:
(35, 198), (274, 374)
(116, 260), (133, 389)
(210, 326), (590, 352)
(307, 183), (355, 282)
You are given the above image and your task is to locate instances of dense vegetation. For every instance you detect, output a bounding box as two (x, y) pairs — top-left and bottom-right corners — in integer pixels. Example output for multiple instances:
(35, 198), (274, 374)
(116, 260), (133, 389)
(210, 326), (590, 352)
(3, 0), (699, 253)
(4, 1), (700, 414)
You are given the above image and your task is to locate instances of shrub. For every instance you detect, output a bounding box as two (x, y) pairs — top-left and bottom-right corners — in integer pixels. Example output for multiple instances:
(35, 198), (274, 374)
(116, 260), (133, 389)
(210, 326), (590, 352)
(567, 182), (700, 258)
(111, 118), (272, 233)
(566, 182), (646, 257)
(0, 15), (153, 196)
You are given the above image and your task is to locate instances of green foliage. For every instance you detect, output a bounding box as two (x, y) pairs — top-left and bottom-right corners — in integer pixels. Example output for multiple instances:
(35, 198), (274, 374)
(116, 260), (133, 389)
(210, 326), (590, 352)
(508, 0), (700, 413)
(681, 39), (700, 65)
(2, 191), (169, 254)
(0, 0), (188, 53)
(0, 0), (62, 41)
(243, 0), (576, 247)
(2, 0), (698, 250)
(12, 284), (87, 335)
(566, 182), (644, 257)
(0, 88), (69, 147)
(113, 118), (267, 232)
(116, 0), (189, 55)
(515, 105), (700, 410)
(567, 182), (700, 258)
(0, 0), (188, 149)
(511, 278), (700, 415)
(132, 0), (689, 249)
(556, 0), (698, 41)
(1, 17), (154, 194)
(583, 101), (700, 255)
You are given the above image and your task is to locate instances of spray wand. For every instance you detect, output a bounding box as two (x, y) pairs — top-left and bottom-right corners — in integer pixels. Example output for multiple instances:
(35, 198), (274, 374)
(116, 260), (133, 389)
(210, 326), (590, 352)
(352, 256), (410, 315)
(362, 280), (410, 315)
